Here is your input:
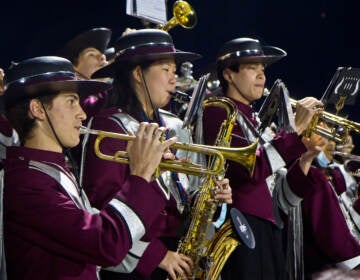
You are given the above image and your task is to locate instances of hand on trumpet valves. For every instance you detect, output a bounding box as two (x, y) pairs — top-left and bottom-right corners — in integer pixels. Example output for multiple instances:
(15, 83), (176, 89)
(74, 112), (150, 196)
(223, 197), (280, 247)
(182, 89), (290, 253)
(301, 128), (329, 159)
(127, 122), (177, 182)
(299, 123), (329, 175)
(295, 97), (324, 135)
(214, 178), (233, 204)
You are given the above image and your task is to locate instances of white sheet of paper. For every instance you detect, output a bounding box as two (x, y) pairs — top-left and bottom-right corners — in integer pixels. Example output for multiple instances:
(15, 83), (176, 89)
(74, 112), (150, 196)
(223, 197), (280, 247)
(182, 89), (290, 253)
(126, 0), (167, 24)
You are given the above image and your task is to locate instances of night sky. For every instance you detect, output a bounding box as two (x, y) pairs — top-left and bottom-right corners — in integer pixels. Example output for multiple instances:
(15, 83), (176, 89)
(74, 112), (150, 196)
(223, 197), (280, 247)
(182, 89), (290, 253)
(2, 0), (360, 147)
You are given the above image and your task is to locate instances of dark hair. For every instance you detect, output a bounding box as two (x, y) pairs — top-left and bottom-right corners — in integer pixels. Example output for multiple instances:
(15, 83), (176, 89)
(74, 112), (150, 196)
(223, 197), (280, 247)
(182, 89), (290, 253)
(5, 91), (58, 145)
(108, 60), (154, 119)
(217, 62), (240, 93)
(71, 55), (80, 67)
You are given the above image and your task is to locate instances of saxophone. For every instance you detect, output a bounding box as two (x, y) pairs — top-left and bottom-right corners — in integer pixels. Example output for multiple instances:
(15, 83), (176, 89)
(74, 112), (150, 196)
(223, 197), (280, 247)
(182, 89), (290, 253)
(175, 96), (257, 280)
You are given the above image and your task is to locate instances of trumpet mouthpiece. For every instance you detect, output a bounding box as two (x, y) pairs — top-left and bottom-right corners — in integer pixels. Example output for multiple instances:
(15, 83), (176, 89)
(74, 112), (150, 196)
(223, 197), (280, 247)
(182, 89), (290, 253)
(79, 126), (99, 135)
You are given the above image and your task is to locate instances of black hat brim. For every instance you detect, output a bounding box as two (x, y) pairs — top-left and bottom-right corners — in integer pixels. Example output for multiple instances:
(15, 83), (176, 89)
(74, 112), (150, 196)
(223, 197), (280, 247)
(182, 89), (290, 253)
(91, 51), (202, 79)
(4, 79), (112, 110)
(58, 28), (112, 62)
(218, 45), (286, 68)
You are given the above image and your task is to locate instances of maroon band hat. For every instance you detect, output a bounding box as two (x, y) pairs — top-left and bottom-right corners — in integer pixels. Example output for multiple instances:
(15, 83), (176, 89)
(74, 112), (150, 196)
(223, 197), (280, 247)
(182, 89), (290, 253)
(217, 37), (287, 69)
(58, 27), (112, 63)
(3, 56), (112, 110)
(91, 29), (202, 79)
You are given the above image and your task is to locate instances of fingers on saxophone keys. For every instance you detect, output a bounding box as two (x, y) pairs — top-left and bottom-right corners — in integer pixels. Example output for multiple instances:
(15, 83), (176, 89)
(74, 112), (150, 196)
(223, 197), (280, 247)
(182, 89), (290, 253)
(216, 178), (230, 189)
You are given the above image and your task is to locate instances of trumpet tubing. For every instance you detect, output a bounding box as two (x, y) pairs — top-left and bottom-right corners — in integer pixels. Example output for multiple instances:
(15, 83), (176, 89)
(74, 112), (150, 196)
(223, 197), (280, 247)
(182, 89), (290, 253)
(80, 125), (257, 177)
(80, 126), (224, 177)
(332, 151), (360, 161)
(290, 98), (360, 144)
(331, 151), (360, 177)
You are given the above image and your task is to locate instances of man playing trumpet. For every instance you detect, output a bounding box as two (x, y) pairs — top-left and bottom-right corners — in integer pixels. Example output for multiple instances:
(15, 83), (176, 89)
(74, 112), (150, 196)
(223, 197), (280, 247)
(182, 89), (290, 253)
(1, 56), (177, 279)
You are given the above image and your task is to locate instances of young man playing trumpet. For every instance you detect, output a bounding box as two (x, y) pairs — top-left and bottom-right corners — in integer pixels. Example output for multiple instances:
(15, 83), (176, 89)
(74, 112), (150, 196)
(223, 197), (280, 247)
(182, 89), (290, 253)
(1, 56), (177, 279)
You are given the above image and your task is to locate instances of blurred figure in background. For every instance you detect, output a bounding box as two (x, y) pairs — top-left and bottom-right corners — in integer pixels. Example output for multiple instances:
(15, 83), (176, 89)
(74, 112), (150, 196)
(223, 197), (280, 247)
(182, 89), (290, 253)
(286, 130), (360, 278)
(0, 67), (19, 168)
(58, 27), (112, 117)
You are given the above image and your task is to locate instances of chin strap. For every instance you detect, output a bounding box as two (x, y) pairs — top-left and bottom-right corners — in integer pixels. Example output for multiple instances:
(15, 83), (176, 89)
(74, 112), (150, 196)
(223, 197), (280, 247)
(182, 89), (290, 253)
(40, 101), (66, 151)
(40, 101), (82, 194)
(140, 68), (160, 124)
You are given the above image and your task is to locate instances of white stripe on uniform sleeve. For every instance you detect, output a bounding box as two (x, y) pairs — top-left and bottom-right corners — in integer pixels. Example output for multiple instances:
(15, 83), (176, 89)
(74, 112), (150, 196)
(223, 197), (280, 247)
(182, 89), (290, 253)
(103, 239), (149, 273)
(108, 198), (145, 242)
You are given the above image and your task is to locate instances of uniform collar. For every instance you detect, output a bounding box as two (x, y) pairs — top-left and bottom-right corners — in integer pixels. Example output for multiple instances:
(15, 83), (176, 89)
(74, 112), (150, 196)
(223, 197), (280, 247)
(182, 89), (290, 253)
(6, 146), (66, 167)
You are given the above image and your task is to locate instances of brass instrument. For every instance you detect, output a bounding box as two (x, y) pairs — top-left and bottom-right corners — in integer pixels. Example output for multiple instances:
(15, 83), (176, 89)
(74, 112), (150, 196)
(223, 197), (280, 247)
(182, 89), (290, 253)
(174, 96), (257, 279)
(157, 0), (197, 31)
(290, 98), (360, 144)
(79, 125), (256, 177)
(332, 151), (360, 177)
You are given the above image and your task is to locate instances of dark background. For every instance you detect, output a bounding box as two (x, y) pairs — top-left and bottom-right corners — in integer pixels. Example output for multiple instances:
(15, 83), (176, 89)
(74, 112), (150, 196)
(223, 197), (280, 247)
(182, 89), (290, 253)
(1, 0), (359, 149)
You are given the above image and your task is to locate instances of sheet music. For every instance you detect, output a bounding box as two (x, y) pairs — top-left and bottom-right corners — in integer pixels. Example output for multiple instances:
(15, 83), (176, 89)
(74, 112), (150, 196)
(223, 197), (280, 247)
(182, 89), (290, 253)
(126, 0), (167, 25)
(321, 67), (360, 108)
(182, 73), (210, 128)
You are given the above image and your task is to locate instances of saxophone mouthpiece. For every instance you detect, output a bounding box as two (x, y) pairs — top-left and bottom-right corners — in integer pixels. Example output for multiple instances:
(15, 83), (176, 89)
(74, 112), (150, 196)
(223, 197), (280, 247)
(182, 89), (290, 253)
(263, 88), (270, 96)
(170, 90), (191, 104)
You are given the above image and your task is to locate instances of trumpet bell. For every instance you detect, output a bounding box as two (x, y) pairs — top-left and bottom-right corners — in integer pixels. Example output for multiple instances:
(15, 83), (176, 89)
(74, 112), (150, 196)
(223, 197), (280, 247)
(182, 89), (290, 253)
(159, 0), (197, 31)
(214, 140), (258, 176)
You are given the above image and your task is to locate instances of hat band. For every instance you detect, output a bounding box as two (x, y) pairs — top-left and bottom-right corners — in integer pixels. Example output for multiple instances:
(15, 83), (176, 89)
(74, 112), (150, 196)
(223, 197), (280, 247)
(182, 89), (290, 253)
(217, 49), (264, 62)
(5, 71), (76, 89)
(116, 44), (177, 59)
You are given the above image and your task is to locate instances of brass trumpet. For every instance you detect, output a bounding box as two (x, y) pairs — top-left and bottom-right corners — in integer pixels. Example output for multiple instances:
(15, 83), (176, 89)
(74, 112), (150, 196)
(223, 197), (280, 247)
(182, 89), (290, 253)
(157, 0), (197, 31)
(79, 126), (257, 177)
(290, 98), (360, 144)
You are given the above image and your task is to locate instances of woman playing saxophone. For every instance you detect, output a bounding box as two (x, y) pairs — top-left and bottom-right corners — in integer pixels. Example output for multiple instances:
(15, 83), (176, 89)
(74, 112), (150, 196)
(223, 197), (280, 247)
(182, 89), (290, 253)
(80, 29), (232, 280)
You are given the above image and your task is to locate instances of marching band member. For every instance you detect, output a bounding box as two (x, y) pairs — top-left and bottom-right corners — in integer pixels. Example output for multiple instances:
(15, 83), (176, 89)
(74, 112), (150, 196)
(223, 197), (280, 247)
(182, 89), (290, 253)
(58, 27), (113, 117)
(81, 29), (232, 280)
(0, 67), (19, 168)
(287, 133), (360, 277)
(1, 56), (174, 279)
(201, 37), (322, 280)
